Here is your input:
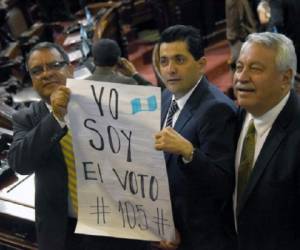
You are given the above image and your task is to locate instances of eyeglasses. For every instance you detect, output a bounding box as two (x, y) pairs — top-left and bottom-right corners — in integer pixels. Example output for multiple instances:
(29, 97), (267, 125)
(29, 61), (67, 76)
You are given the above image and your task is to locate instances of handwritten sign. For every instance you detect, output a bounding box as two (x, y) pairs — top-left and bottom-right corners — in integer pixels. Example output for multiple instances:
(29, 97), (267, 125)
(66, 79), (175, 241)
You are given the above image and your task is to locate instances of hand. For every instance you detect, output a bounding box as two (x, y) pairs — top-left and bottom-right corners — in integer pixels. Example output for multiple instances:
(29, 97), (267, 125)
(152, 229), (181, 249)
(154, 127), (194, 160)
(116, 57), (137, 77)
(50, 85), (71, 121)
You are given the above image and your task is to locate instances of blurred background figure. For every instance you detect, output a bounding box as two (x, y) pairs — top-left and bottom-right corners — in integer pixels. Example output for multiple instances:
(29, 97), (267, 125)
(225, 0), (258, 69)
(256, 0), (271, 30)
(87, 38), (150, 86)
(0, 8), (14, 50)
(266, 0), (300, 93)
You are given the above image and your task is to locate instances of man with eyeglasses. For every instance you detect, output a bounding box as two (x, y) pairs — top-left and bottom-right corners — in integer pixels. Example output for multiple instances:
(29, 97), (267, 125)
(8, 42), (150, 250)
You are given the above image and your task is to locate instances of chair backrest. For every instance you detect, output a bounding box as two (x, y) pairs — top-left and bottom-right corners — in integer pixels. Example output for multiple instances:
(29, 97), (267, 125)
(92, 2), (128, 57)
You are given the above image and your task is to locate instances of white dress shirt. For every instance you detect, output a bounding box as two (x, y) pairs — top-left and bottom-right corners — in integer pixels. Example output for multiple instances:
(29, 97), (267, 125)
(163, 76), (202, 163)
(233, 92), (290, 230)
(164, 76), (203, 128)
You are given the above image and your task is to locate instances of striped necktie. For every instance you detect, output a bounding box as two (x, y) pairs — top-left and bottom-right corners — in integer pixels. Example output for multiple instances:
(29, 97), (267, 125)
(166, 100), (179, 127)
(237, 121), (256, 210)
(60, 131), (78, 214)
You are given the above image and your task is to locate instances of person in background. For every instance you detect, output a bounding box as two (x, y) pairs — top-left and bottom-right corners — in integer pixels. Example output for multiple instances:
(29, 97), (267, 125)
(8, 41), (150, 250)
(266, 0), (300, 93)
(154, 25), (237, 250)
(87, 38), (151, 86)
(225, 0), (258, 69)
(234, 32), (300, 250)
(256, 0), (271, 30)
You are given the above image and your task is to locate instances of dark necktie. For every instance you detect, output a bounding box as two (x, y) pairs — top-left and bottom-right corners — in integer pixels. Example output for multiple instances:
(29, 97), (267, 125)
(60, 131), (78, 214)
(237, 121), (256, 210)
(165, 100), (179, 127)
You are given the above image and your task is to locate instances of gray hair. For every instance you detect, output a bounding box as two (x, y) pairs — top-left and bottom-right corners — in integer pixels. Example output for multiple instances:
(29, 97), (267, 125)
(26, 42), (70, 69)
(241, 32), (297, 85)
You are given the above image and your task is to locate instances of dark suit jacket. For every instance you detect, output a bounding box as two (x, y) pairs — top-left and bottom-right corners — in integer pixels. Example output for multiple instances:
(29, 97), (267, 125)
(86, 67), (151, 86)
(8, 101), (149, 250)
(237, 90), (300, 250)
(161, 77), (237, 250)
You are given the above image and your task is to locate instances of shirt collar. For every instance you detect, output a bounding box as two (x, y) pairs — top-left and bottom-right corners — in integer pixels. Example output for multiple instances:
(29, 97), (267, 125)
(171, 75), (203, 111)
(46, 103), (52, 112)
(246, 91), (290, 137)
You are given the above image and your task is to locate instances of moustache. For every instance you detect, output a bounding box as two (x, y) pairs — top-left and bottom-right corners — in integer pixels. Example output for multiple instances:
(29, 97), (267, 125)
(234, 81), (255, 92)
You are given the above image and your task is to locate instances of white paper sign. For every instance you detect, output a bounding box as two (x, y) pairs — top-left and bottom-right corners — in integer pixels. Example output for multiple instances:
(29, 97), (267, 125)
(67, 79), (175, 242)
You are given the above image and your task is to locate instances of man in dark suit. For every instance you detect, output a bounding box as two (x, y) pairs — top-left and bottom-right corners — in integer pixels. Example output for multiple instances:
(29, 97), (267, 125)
(234, 32), (300, 250)
(7, 42), (149, 250)
(87, 38), (150, 86)
(154, 25), (237, 250)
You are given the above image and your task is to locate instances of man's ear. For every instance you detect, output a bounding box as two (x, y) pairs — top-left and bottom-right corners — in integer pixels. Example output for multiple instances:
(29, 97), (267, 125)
(197, 57), (207, 74)
(281, 68), (293, 90)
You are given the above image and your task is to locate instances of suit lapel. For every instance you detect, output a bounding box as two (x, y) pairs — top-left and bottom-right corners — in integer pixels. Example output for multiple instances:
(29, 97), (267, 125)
(32, 101), (49, 125)
(161, 92), (172, 162)
(162, 77), (209, 163)
(174, 77), (208, 133)
(237, 108), (246, 135)
(238, 126), (286, 214)
(161, 94), (172, 129)
(238, 91), (297, 215)
(173, 107), (193, 132)
(165, 104), (194, 163)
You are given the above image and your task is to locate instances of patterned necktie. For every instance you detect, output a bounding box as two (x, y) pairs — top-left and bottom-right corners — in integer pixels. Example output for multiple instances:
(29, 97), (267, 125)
(237, 121), (256, 210)
(165, 100), (179, 127)
(60, 131), (78, 214)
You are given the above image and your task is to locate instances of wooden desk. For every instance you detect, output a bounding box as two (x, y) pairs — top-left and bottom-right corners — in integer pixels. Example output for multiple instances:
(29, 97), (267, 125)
(0, 174), (37, 249)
